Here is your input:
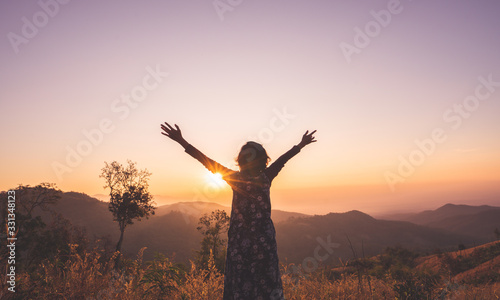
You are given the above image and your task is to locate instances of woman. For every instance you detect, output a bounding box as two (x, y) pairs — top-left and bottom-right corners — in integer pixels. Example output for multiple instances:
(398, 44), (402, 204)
(161, 122), (316, 300)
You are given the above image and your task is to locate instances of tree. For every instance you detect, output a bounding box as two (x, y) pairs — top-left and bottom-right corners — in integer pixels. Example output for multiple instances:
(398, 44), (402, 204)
(196, 209), (230, 270)
(14, 183), (61, 216)
(100, 160), (155, 253)
(495, 228), (500, 241)
(0, 183), (87, 269)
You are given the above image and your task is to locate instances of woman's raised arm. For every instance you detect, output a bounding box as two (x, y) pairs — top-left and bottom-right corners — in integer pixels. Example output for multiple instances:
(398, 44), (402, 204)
(160, 122), (235, 179)
(265, 130), (317, 181)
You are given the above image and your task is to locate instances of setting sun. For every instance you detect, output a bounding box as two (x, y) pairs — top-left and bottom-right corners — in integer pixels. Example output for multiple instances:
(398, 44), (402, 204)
(205, 171), (226, 188)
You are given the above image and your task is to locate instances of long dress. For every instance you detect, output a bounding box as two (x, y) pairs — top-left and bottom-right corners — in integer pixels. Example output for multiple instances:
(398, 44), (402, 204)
(184, 144), (301, 300)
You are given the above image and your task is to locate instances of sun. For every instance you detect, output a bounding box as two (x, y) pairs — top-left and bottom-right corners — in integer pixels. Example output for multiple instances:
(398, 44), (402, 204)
(205, 172), (226, 188)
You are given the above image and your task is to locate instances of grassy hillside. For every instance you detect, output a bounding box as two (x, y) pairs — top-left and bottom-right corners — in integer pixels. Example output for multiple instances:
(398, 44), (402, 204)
(416, 240), (500, 284)
(2, 236), (498, 299)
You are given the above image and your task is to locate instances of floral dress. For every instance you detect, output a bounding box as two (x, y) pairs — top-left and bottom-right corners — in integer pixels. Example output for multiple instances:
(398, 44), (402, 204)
(185, 144), (301, 300)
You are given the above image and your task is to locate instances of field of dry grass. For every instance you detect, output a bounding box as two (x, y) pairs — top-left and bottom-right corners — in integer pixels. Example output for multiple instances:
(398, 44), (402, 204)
(1, 242), (499, 299)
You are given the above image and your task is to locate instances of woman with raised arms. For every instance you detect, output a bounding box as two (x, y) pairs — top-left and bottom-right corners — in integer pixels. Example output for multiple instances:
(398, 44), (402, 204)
(161, 122), (316, 300)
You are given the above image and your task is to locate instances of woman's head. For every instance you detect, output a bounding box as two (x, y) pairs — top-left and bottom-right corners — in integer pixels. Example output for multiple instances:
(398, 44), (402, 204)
(237, 142), (270, 174)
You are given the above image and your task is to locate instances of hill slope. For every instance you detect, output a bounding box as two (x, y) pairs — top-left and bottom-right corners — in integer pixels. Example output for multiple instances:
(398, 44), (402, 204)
(416, 240), (500, 283)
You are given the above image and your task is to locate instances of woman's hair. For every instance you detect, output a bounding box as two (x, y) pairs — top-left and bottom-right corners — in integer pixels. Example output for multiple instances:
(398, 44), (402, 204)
(236, 142), (270, 173)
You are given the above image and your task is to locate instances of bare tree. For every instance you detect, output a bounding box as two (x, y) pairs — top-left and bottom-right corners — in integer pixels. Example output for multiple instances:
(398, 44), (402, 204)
(100, 160), (156, 253)
(13, 183), (61, 216)
(0, 183), (61, 234)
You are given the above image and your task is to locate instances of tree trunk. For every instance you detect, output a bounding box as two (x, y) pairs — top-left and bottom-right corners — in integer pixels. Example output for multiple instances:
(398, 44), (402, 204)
(116, 227), (125, 252)
(114, 227), (125, 269)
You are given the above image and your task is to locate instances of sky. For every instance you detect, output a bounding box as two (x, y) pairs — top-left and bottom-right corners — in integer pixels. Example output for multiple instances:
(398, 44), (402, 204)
(1, 0), (499, 215)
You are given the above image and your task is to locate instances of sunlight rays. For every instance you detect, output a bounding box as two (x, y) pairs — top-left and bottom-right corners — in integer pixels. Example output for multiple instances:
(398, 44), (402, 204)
(205, 171), (226, 188)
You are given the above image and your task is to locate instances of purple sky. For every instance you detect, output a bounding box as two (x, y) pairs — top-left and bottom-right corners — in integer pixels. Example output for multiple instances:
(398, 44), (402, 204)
(1, 0), (499, 214)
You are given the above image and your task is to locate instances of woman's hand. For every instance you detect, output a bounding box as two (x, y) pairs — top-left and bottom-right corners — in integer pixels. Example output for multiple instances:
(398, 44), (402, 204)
(161, 122), (188, 147)
(297, 130), (317, 149)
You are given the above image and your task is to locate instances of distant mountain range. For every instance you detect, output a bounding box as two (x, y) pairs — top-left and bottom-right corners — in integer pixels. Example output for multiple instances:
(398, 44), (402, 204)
(36, 192), (500, 264)
(381, 203), (500, 243)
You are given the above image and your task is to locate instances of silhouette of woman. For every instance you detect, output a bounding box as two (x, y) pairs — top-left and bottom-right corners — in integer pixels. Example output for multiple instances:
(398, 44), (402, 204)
(161, 122), (316, 300)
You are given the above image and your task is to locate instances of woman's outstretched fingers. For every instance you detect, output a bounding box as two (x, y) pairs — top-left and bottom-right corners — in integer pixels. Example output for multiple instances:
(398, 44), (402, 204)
(161, 122), (175, 139)
(309, 130), (317, 142)
(310, 130), (317, 143)
(161, 121), (184, 144)
(298, 129), (317, 148)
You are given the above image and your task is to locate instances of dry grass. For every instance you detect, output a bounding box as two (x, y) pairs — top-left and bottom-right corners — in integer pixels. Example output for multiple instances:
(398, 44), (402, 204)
(1, 245), (499, 299)
(281, 270), (394, 300)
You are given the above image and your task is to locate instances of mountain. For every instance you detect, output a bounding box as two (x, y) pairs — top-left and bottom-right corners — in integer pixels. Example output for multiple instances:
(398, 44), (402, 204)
(403, 204), (498, 225)
(40, 192), (115, 238)
(381, 204), (500, 243)
(35, 193), (497, 264)
(271, 209), (310, 224)
(275, 210), (470, 264)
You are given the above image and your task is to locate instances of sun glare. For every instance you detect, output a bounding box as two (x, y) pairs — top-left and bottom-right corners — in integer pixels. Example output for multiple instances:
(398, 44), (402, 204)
(205, 172), (226, 188)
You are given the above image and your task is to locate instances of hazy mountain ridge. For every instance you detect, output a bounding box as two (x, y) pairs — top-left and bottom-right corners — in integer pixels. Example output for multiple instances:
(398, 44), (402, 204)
(275, 210), (470, 264)
(402, 203), (499, 225)
(38, 192), (500, 263)
(381, 203), (500, 242)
